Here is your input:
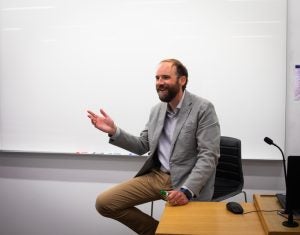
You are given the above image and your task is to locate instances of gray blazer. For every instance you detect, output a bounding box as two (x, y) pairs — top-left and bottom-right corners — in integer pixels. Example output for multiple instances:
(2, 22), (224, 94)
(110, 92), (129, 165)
(109, 91), (220, 200)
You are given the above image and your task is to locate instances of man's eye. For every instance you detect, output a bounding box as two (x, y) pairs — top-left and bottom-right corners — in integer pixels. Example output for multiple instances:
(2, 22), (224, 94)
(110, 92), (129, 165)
(156, 75), (170, 80)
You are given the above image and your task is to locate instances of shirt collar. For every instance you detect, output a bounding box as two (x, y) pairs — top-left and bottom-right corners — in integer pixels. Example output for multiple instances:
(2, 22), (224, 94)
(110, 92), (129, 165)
(177, 90), (185, 109)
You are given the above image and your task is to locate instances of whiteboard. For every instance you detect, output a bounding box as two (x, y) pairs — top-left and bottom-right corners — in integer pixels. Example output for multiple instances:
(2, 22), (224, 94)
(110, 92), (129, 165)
(0, 0), (286, 159)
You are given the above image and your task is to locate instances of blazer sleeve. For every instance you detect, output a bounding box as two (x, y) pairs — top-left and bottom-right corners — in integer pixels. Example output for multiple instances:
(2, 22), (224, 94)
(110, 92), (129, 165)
(109, 125), (150, 156)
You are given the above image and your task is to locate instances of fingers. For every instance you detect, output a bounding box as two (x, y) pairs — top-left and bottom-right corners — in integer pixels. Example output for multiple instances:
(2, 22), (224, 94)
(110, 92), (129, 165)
(87, 110), (99, 127)
(168, 192), (180, 205)
(87, 109), (110, 120)
(100, 108), (109, 118)
(167, 190), (188, 206)
(87, 110), (97, 119)
(87, 108), (116, 135)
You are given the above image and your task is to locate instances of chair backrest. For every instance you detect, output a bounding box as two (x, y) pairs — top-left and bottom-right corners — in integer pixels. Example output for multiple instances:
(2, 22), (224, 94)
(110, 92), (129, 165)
(212, 136), (244, 201)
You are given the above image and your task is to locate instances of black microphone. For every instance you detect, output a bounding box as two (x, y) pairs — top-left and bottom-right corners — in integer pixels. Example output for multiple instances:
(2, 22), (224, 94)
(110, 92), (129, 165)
(264, 137), (273, 145)
(264, 137), (287, 186)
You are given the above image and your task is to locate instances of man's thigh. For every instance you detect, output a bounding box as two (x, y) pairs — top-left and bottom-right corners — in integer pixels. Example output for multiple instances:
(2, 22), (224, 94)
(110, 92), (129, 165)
(97, 169), (172, 210)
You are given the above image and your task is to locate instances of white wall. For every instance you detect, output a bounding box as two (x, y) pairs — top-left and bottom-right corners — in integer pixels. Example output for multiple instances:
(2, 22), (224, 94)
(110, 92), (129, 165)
(0, 153), (285, 235)
(0, 153), (157, 235)
(285, 0), (300, 156)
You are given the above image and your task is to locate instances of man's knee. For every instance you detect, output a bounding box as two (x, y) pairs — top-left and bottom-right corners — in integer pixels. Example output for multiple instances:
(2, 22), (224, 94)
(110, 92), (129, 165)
(95, 193), (115, 218)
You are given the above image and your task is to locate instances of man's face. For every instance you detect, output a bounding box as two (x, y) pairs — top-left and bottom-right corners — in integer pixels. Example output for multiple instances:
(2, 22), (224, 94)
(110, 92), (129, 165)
(155, 62), (182, 103)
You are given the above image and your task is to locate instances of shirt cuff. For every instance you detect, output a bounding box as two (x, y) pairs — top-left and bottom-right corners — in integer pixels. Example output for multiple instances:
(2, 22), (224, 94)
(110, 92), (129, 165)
(108, 126), (120, 139)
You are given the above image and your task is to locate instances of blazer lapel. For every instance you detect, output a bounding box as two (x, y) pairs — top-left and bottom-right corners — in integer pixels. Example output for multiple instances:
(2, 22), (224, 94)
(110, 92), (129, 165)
(151, 103), (167, 150)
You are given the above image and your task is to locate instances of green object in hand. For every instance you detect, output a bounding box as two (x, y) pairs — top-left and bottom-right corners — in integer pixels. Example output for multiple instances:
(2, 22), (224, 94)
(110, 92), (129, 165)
(160, 190), (168, 198)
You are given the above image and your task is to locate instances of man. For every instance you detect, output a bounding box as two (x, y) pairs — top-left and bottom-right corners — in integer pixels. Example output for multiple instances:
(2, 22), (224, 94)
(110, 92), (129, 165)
(87, 59), (220, 235)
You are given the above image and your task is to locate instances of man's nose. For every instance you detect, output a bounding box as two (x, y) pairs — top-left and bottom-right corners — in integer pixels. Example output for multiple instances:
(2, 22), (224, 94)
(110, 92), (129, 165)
(156, 77), (164, 84)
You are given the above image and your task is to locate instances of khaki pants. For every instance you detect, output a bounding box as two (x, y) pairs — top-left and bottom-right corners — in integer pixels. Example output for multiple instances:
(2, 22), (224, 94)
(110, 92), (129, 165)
(95, 169), (172, 235)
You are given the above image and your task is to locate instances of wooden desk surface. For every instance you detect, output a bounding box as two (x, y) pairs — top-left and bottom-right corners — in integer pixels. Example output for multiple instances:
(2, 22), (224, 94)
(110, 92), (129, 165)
(253, 194), (300, 235)
(155, 201), (264, 235)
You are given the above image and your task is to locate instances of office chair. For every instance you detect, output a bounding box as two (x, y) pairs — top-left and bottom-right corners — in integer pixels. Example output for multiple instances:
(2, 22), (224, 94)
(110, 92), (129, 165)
(212, 136), (247, 202)
(150, 136), (247, 217)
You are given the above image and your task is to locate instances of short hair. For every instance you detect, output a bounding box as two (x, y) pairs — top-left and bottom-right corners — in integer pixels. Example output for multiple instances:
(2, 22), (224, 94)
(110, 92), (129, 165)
(160, 59), (188, 90)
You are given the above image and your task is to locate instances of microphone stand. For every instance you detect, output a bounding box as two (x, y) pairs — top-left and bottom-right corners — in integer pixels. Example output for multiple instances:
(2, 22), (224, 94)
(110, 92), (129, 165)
(272, 142), (287, 187)
(264, 137), (298, 227)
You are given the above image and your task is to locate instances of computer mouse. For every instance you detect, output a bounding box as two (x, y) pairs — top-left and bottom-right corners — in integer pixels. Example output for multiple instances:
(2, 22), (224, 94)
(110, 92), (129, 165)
(226, 201), (244, 214)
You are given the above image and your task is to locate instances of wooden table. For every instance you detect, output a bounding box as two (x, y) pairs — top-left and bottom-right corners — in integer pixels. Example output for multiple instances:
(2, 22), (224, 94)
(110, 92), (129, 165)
(253, 194), (300, 235)
(155, 201), (264, 235)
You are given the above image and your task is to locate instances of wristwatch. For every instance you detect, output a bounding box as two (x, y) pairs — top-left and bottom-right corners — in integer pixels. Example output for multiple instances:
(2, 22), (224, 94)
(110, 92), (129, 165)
(180, 188), (193, 200)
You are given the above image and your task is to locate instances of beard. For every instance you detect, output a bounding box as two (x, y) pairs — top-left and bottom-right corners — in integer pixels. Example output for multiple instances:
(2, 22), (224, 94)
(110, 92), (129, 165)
(156, 82), (181, 103)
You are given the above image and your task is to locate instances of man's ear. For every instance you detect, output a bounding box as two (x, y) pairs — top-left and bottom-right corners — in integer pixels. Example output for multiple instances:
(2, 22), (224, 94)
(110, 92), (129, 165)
(179, 76), (187, 86)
